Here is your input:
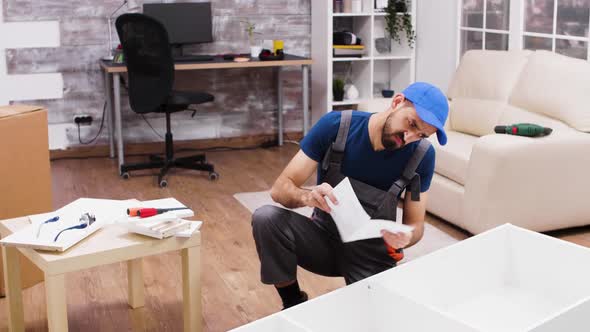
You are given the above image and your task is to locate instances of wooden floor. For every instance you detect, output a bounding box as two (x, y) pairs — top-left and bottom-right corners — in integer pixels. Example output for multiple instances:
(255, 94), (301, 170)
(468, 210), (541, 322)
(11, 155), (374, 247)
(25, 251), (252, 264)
(1, 144), (590, 331)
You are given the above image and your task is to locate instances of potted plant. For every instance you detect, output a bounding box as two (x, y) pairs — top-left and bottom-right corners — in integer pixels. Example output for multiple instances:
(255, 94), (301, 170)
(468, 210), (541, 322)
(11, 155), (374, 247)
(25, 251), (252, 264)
(242, 20), (262, 57)
(384, 0), (415, 48)
(333, 78), (345, 101)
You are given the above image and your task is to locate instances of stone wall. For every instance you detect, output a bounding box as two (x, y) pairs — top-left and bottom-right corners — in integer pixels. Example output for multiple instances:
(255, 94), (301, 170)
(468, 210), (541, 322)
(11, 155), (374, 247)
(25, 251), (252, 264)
(3, 0), (310, 149)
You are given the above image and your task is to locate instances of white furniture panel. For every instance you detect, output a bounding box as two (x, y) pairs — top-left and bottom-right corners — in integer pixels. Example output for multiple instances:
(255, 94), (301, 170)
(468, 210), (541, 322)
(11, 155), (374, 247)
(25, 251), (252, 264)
(234, 224), (590, 331)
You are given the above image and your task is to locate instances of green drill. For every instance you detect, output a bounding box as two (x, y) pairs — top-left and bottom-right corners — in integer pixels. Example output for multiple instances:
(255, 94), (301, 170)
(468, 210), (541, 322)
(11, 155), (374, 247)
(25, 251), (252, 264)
(494, 123), (553, 137)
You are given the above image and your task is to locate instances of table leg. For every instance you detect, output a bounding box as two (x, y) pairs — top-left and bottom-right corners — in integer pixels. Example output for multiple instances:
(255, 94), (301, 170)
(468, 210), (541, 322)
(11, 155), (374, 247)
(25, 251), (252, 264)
(302, 64), (310, 136)
(277, 67), (284, 146)
(127, 258), (145, 309)
(182, 246), (201, 332)
(113, 73), (124, 173)
(2, 246), (24, 332)
(45, 273), (68, 332)
(103, 71), (115, 159)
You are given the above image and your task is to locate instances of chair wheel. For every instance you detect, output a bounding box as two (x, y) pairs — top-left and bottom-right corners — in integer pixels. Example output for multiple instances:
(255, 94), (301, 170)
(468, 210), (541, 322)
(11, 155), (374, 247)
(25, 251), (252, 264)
(159, 179), (168, 188)
(121, 172), (130, 179)
(208, 172), (219, 181)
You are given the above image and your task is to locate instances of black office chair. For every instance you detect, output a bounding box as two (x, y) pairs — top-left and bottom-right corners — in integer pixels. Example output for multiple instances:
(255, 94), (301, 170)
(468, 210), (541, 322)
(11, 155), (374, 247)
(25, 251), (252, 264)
(115, 13), (218, 187)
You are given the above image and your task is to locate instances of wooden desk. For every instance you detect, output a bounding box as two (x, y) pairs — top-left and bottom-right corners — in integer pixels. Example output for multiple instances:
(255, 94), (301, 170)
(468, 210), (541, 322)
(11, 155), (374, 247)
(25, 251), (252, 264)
(100, 54), (313, 174)
(0, 217), (202, 332)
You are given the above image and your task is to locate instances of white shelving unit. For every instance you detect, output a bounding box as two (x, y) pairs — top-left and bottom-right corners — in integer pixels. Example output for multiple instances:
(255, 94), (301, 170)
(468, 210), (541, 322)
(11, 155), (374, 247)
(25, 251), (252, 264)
(311, 0), (416, 122)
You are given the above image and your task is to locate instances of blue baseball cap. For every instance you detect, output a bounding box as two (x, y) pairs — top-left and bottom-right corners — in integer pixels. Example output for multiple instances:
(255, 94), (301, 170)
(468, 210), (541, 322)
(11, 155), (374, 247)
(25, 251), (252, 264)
(402, 82), (449, 145)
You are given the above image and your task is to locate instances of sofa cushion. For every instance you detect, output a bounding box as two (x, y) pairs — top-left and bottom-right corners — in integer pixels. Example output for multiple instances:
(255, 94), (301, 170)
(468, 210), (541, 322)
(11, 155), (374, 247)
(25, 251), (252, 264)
(431, 130), (477, 186)
(509, 50), (590, 132)
(448, 50), (532, 101)
(450, 98), (506, 136)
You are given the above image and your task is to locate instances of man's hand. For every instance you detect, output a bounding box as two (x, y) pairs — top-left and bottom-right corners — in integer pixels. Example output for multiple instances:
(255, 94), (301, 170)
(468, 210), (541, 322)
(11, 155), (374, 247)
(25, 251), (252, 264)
(301, 183), (339, 213)
(381, 230), (412, 249)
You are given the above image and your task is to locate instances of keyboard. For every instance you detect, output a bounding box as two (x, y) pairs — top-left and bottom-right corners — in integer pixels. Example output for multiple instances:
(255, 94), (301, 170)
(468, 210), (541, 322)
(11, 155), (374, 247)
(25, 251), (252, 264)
(174, 54), (215, 62)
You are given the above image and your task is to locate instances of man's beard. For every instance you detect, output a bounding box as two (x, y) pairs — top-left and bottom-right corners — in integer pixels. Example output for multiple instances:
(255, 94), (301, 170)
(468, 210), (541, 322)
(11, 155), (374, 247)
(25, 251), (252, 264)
(381, 130), (405, 150)
(381, 112), (405, 150)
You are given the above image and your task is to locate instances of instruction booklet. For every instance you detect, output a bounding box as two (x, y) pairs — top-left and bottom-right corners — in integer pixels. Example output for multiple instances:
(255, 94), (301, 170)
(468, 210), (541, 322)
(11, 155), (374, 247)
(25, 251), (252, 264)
(327, 177), (413, 242)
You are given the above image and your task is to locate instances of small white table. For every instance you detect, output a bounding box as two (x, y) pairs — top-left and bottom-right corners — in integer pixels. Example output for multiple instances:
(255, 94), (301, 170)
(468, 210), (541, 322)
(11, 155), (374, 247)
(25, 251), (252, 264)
(0, 216), (202, 332)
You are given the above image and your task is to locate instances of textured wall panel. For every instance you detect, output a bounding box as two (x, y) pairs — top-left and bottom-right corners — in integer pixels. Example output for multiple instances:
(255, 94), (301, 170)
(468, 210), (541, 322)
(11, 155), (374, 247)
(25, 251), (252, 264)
(4, 0), (311, 148)
(0, 0), (62, 105)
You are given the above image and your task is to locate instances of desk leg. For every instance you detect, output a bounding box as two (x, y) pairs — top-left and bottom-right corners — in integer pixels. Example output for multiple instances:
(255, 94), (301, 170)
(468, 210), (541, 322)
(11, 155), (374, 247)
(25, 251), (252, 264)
(45, 273), (68, 332)
(104, 71), (115, 159)
(302, 65), (310, 136)
(2, 246), (25, 332)
(182, 246), (201, 332)
(277, 67), (284, 146)
(127, 258), (145, 309)
(113, 73), (124, 173)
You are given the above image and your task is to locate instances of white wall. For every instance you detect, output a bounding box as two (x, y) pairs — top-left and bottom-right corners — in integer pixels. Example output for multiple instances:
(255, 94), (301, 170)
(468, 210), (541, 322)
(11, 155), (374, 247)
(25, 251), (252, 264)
(415, 0), (459, 93)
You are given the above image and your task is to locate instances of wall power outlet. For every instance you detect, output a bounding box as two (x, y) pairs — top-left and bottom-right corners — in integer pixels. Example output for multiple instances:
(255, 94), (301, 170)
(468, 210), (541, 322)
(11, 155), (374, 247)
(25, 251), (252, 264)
(74, 115), (93, 126)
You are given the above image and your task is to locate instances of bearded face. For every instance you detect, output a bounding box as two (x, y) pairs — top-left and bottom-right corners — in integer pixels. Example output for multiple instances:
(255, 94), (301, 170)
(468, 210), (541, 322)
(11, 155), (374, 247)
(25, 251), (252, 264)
(379, 101), (437, 151)
(381, 112), (406, 150)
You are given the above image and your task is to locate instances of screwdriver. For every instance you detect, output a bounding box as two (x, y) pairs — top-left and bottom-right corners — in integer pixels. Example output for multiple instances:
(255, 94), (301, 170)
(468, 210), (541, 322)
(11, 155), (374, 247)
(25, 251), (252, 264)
(127, 207), (189, 218)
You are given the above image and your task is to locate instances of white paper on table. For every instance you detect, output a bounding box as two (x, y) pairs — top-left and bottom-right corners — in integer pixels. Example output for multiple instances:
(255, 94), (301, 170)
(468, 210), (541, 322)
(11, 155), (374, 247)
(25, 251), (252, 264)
(1, 198), (135, 251)
(117, 198), (195, 239)
(326, 177), (413, 242)
(175, 220), (202, 238)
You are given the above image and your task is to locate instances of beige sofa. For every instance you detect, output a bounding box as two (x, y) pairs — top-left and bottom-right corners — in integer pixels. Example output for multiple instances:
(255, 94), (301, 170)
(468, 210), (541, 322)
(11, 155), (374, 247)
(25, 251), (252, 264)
(429, 49), (590, 234)
(361, 50), (590, 234)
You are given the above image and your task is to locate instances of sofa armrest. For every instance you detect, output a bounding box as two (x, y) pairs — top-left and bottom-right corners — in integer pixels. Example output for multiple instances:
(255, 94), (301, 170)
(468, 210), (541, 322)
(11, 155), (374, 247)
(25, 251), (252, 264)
(463, 132), (590, 234)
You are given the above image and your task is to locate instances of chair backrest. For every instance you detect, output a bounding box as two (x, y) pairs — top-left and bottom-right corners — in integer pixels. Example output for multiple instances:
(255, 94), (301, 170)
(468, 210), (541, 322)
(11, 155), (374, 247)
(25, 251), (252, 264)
(115, 13), (174, 114)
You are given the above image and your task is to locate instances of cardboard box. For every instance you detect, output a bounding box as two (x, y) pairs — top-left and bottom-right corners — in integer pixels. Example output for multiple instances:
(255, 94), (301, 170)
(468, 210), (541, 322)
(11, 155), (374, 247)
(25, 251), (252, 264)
(233, 224), (590, 331)
(0, 105), (51, 295)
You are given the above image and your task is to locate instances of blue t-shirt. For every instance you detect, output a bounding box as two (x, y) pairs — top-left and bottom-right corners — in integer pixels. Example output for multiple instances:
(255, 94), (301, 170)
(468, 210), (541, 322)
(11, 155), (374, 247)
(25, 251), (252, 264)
(300, 111), (435, 192)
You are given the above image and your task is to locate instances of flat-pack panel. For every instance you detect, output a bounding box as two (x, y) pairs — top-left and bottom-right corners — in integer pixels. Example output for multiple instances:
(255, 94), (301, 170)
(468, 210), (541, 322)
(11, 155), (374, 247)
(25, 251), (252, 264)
(234, 224), (590, 331)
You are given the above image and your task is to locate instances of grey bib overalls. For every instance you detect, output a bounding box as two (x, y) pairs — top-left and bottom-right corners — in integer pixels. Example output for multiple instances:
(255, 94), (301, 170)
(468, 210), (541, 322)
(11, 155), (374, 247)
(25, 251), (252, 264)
(313, 110), (431, 266)
(252, 110), (431, 285)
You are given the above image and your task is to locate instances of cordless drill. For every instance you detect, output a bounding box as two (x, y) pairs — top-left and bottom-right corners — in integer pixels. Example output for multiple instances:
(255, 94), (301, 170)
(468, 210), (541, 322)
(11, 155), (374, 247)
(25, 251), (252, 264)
(494, 123), (552, 137)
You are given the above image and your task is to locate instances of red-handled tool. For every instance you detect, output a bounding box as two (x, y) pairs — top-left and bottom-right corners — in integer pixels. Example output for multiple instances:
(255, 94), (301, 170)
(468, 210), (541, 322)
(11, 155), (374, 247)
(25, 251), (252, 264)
(127, 207), (189, 218)
(386, 245), (404, 262)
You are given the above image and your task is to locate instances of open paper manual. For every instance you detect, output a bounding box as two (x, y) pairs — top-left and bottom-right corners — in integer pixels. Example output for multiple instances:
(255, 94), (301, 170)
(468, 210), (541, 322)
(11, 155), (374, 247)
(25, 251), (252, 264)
(326, 177), (413, 243)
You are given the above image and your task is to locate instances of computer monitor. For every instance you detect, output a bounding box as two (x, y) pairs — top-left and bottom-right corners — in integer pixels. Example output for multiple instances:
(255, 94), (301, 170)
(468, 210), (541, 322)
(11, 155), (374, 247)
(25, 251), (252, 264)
(143, 2), (213, 46)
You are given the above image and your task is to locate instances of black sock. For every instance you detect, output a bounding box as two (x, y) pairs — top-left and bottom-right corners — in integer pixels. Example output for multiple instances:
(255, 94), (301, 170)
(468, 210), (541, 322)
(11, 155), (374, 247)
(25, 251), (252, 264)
(276, 281), (307, 308)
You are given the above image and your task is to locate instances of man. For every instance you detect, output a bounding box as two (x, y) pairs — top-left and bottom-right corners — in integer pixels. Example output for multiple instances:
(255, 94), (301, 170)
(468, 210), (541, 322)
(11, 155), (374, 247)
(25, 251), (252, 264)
(252, 82), (449, 309)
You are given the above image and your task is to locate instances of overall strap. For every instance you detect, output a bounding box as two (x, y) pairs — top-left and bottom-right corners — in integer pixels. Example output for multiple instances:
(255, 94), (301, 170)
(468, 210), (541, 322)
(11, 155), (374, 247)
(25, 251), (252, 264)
(321, 110), (353, 171)
(387, 139), (431, 201)
(333, 110), (352, 152)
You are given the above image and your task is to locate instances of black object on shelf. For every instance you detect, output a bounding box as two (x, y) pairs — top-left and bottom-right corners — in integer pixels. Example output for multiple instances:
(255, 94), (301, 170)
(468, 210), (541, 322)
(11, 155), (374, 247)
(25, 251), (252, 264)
(395, 0), (407, 12)
(259, 49), (285, 61)
(333, 31), (362, 45)
(382, 89), (395, 98)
